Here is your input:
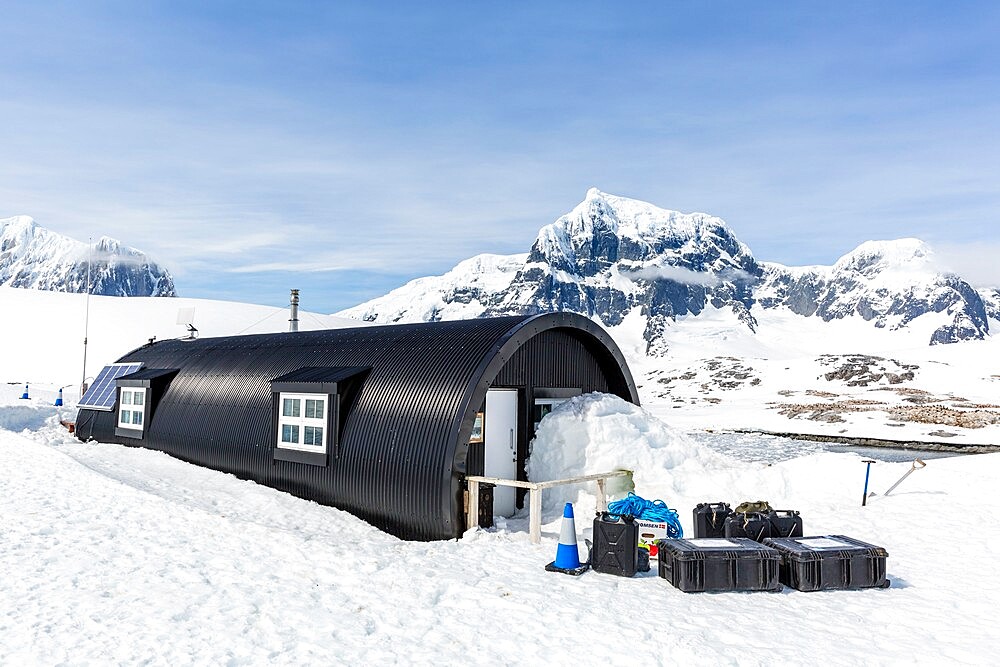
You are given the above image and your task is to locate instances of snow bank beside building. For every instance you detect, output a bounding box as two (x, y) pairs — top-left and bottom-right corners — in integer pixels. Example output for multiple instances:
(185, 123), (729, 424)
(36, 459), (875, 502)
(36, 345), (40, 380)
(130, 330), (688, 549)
(526, 393), (734, 511)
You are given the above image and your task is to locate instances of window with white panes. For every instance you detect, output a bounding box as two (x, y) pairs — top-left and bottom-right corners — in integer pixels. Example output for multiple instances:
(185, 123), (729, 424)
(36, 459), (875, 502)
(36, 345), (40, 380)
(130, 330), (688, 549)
(118, 387), (147, 430)
(276, 393), (328, 453)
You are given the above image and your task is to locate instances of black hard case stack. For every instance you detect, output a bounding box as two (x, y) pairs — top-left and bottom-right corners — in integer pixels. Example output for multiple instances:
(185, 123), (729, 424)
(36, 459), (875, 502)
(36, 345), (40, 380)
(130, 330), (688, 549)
(657, 538), (782, 593)
(692, 502), (732, 538)
(763, 535), (890, 591)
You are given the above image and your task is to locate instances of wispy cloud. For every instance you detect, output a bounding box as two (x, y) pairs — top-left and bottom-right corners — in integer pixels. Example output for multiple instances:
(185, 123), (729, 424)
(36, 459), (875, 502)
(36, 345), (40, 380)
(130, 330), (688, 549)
(933, 242), (1000, 289)
(622, 265), (755, 287)
(229, 259), (374, 274)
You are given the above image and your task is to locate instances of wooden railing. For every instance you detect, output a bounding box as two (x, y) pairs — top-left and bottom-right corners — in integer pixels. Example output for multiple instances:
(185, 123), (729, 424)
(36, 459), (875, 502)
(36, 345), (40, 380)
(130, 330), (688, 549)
(465, 470), (633, 544)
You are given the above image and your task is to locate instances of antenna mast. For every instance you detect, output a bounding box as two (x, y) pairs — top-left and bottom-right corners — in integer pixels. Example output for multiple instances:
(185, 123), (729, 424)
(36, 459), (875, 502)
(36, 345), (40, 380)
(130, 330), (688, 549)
(81, 238), (92, 396)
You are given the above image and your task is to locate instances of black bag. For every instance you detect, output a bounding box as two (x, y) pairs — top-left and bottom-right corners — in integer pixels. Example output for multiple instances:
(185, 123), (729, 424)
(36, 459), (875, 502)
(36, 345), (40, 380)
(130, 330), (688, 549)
(637, 545), (650, 573)
(724, 512), (772, 542)
(692, 502), (732, 538)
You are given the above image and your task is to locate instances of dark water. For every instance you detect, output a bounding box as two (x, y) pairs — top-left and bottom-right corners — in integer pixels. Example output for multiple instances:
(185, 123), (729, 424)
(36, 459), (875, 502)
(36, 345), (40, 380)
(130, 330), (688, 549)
(686, 431), (963, 464)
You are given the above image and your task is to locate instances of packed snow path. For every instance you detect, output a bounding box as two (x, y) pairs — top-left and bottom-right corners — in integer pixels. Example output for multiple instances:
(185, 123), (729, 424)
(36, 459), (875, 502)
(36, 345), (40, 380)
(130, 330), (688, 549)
(1, 395), (998, 664)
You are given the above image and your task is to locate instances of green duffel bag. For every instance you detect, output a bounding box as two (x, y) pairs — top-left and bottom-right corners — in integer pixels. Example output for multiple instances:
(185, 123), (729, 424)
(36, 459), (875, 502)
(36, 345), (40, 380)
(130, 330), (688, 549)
(733, 500), (773, 515)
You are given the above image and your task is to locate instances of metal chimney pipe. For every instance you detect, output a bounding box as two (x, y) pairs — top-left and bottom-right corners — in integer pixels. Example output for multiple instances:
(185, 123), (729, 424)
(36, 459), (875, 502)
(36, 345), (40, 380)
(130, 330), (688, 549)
(289, 289), (300, 332)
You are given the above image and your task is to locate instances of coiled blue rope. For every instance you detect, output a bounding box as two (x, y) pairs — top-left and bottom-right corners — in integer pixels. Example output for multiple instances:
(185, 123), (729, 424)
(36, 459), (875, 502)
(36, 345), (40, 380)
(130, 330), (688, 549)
(607, 492), (683, 538)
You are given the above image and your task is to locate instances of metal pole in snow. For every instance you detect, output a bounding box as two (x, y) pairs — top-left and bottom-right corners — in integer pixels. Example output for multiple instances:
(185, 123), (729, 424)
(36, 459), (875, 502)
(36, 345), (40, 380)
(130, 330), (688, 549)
(861, 459), (876, 507)
(81, 238), (92, 396)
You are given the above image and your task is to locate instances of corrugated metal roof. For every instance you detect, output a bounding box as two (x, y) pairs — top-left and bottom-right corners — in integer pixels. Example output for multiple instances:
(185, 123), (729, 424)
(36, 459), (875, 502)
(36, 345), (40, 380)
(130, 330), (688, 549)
(75, 313), (638, 540)
(271, 366), (370, 384)
(118, 368), (178, 382)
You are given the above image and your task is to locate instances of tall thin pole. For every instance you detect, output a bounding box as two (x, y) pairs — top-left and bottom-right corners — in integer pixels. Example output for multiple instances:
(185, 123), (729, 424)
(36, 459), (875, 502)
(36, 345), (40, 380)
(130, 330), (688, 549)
(861, 459), (876, 506)
(81, 238), (92, 396)
(289, 289), (300, 332)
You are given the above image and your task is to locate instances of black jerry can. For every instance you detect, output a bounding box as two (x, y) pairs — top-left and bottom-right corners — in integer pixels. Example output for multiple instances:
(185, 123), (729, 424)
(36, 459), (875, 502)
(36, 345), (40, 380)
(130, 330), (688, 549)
(768, 510), (803, 538)
(692, 502), (732, 538)
(724, 512), (773, 542)
(592, 513), (640, 577)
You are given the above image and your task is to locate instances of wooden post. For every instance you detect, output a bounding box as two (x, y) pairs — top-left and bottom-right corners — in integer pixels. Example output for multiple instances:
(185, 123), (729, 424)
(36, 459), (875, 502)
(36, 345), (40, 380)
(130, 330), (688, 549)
(529, 487), (542, 544)
(467, 479), (480, 531)
(464, 470), (631, 544)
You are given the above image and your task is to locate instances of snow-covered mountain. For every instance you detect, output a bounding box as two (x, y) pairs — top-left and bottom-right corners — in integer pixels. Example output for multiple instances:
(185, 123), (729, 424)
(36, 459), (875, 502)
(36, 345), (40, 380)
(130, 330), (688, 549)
(0, 215), (175, 297)
(757, 239), (991, 345)
(339, 189), (994, 349)
(345, 253), (529, 324)
(982, 287), (1000, 326)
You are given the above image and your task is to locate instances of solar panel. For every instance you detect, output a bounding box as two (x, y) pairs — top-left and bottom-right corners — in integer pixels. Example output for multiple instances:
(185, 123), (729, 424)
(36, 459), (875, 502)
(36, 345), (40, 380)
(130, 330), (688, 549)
(79, 363), (144, 410)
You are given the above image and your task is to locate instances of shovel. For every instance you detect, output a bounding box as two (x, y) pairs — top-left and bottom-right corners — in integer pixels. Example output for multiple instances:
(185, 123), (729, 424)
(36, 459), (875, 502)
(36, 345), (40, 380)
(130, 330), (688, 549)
(883, 458), (927, 496)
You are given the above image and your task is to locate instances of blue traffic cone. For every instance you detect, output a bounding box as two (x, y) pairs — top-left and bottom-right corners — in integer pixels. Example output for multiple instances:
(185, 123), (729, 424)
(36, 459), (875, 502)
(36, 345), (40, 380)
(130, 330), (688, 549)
(19, 383), (29, 400)
(545, 502), (590, 575)
(55, 387), (64, 406)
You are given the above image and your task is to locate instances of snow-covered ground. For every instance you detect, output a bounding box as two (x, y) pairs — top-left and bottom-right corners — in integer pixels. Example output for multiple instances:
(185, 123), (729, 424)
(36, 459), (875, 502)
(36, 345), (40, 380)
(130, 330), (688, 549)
(2, 385), (998, 664)
(610, 306), (1000, 447)
(2, 288), (999, 663)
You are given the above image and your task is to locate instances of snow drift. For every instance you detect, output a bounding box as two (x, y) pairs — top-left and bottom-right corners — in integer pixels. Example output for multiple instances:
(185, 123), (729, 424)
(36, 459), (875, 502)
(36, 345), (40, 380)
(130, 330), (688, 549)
(527, 393), (733, 512)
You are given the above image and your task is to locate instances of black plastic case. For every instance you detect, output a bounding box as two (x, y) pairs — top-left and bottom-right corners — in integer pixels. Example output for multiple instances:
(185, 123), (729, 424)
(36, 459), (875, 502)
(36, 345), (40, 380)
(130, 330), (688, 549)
(592, 513), (640, 577)
(763, 535), (890, 591)
(692, 502), (732, 538)
(656, 537), (782, 593)
(723, 512), (772, 542)
(767, 510), (803, 538)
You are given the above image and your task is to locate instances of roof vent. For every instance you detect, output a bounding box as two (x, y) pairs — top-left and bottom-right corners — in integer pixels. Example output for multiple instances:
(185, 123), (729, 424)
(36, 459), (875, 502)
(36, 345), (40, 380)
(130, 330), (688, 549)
(289, 289), (300, 333)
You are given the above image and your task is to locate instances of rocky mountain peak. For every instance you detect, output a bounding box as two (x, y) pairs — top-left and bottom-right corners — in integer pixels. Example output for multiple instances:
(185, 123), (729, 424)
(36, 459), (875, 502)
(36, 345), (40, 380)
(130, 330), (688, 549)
(0, 215), (176, 297)
(832, 238), (935, 279)
(760, 236), (988, 344)
(95, 236), (123, 254)
(338, 190), (994, 350)
(529, 189), (754, 278)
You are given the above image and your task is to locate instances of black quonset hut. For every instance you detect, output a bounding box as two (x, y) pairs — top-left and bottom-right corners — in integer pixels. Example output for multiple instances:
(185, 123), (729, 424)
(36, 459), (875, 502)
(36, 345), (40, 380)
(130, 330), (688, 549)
(76, 313), (639, 540)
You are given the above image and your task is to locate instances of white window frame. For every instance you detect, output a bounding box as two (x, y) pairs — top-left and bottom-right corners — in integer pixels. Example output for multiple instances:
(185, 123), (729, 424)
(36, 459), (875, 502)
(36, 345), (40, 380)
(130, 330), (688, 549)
(276, 392), (328, 453)
(118, 387), (147, 431)
(533, 397), (568, 430)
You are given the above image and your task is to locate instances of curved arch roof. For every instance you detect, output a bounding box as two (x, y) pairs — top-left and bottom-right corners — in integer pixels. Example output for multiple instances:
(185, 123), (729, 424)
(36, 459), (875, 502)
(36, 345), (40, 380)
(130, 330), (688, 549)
(78, 312), (638, 539)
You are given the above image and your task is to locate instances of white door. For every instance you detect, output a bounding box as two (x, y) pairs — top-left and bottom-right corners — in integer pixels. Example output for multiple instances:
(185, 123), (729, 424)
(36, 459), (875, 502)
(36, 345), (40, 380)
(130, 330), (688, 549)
(484, 389), (518, 517)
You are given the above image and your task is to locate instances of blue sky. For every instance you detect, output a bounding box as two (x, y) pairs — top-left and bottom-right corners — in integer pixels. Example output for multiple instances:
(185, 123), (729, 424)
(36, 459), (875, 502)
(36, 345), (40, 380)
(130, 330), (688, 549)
(2, 2), (999, 311)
